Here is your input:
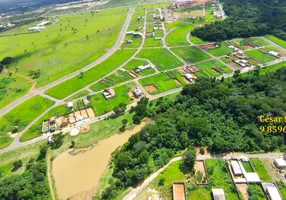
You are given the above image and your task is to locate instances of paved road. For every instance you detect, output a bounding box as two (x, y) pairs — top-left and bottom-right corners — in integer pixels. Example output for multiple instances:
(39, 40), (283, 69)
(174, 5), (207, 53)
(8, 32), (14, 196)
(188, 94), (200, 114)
(0, 8), (135, 117)
(123, 152), (284, 200)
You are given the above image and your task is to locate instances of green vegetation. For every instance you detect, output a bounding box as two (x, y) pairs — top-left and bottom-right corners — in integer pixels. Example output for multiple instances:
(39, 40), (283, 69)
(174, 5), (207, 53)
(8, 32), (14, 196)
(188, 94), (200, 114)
(90, 70), (133, 92)
(123, 59), (148, 71)
(187, 186), (212, 200)
(207, 43), (233, 56)
(140, 67), (156, 76)
(90, 83), (135, 116)
(164, 21), (187, 29)
(196, 59), (232, 77)
(0, 162), (13, 177)
(242, 162), (254, 172)
(166, 24), (196, 46)
(248, 184), (267, 200)
(259, 62), (286, 75)
(206, 159), (238, 199)
(249, 37), (270, 47)
(250, 158), (271, 181)
(171, 46), (211, 63)
(136, 3), (169, 11)
(20, 105), (70, 142)
(136, 48), (183, 71)
(245, 49), (276, 63)
(144, 37), (163, 47)
(265, 35), (286, 49)
(277, 181), (286, 199)
(0, 96), (54, 149)
(65, 90), (89, 102)
(46, 49), (136, 99)
(139, 71), (185, 94)
(190, 35), (208, 44)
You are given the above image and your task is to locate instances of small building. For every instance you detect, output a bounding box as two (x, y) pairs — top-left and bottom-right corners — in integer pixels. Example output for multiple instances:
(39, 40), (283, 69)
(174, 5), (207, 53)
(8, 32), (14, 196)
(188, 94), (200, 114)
(103, 89), (116, 100)
(184, 73), (197, 83)
(244, 172), (261, 183)
(213, 11), (222, 18)
(83, 98), (90, 107)
(135, 64), (151, 73)
(173, 182), (186, 200)
(28, 26), (46, 32)
(274, 159), (286, 170)
(133, 32), (143, 37)
(132, 87), (143, 98)
(262, 182), (283, 200)
(212, 189), (226, 200)
(231, 160), (243, 176)
(124, 40), (133, 44)
(269, 51), (281, 58)
(154, 37), (162, 40)
(67, 102), (73, 108)
(126, 31), (134, 35)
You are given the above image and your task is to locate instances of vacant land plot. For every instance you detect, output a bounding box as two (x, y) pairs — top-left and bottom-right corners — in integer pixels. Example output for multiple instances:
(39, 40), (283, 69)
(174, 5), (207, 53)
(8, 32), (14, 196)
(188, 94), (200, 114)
(139, 71), (185, 94)
(248, 184), (267, 200)
(46, 49), (136, 99)
(190, 35), (208, 44)
(65, 90), (89, 102)
(0, 72), (33, 109)
(136, 3), (169, 11)
(171, 46), (211, 63)
(187, 186), (212, 200)
(260, 62), (286, 74)
(242, 162), (254, 172)
(250, 158), (271, 181)
(249, 37), (270, 47)
(196, 59), (232, 77)
(90, 70), (133, 92)
(206, 159), (239, 200)
(136, 48), (183, 71)
(265, 35), (286, 49)
(277, 181), (286, 200)
(144, 37), (163, 47)
(0, 162), (13, 177)
(245, 49), (276, 64)
(123, 59), (149, 70)
(140, 67), (156, 76)
(20, 105), (69, 142)
(207, 42), (233, 56)
(122, 35), (142, 48)
(164, 21), (187, 29)
(166, 24), (196, 46)
(90, 83), (135, 116)
(0, 96), (54, 148)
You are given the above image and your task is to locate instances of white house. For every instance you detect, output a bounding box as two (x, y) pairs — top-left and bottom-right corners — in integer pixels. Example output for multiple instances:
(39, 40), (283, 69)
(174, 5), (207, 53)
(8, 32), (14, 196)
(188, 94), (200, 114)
(269, 51), (281, 58)
(231, 160), (243, 176)
(274, 159), (286, 169)
(212, 189), (226, 200)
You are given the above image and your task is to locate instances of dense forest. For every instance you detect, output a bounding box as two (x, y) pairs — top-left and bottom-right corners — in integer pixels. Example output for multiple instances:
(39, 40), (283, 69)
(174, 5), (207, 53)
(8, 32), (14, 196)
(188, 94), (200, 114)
(192, 0), (286, 41)
(0, 145), (50, 200)
(98, 68), (286, 199)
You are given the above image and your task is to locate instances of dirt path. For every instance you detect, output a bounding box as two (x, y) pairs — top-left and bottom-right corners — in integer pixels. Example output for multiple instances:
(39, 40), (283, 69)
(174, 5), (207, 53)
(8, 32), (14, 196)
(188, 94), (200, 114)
(47, 152), (56, 200)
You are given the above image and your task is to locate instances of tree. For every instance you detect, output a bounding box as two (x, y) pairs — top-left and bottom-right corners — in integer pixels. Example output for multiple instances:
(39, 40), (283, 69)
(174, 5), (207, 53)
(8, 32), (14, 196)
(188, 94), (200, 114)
(158, 177), (165, 186)
(12, 160), (23, 171)
(113, 103), (127, 115)
(195, 171), (203, 183)
(86, 35), (89, 40)
(80, 71), (84, 78)
(199, 147), (205, 155)
(49, 134), (65, 149)
(182, 148), (196, 172)
(70, 141), (75, 148)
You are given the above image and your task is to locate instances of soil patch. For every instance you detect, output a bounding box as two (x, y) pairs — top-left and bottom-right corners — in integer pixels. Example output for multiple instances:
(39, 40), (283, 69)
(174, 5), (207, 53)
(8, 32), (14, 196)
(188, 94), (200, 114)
(244, 45), (254, 50)
(145, 84), (157, 93)
(236, 184), (249, 200)
(80, 125), (90, 134)
(174, 78), (182, 86)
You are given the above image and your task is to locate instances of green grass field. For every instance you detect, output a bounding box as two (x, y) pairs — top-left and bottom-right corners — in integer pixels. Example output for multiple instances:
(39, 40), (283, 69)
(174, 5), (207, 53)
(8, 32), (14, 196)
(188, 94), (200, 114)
(65, 90), (89, 102)
(245, 49), (276, 63)
(171, 46), (211, 63)
(206, 159), (239, 200)
(207, 42), (233, 56)
(260, 61), (286, 74)
(0, 162), (13, 177)
(0, 96), (54, 149)
(187, 186), (212, 200)
(136, 48), (183, 71)
(0, 73), (33, 109)
(20, 105), (70, 142)
(249, 37), (270, 47)
(139, 71), (185, 94)
(250, 158), (271, 181)
(90, 83), (135, 116)
(45, 49), (136, 99)
(123, 59), (149, 70)
(248, 184), (267, 200)
(242, 162), (254, 172)
(265, 35), (286, 49)
(189, 35), (208, 44)
(166, 24), (196, 46)
(140, 67), (156, 76)
(89, 70), (133, 92)
(277, 181), (286, 200)
(196, 59), (232, 77)
(164, 21), (187, 29)
(144, 37), (163, 47)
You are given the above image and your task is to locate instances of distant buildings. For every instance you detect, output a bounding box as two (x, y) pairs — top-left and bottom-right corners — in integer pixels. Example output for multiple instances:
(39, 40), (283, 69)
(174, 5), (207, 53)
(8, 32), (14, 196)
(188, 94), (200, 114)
(262, 182), (283, 200)
(132, 87), (143, 98)
(274, 159), (286, 170)
(268, 51), (281, 58)
(28, 21), (52, 32)
(135, 64), (151, 73)
(212, 188), (226, 200)
(103, 89), (116, 100)
(213, 11), (222, 18)
(171, 0), (193, 8)
(184, 73), (197, 83)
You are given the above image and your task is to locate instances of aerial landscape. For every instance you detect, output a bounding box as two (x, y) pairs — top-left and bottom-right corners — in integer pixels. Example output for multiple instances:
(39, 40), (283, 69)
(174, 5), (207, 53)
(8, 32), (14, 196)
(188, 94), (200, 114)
(0, 0), (286, 199)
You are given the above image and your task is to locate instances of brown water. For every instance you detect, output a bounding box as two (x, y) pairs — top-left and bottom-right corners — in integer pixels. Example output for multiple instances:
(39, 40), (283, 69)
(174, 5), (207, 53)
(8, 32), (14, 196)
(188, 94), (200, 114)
(52, 121), (147, 200)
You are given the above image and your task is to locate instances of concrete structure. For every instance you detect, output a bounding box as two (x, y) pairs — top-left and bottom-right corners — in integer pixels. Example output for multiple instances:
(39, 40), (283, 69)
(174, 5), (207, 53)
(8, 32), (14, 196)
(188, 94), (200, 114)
(83, 98), (90, 107)
(213, 11), (222, 18)
(28, 21), (51, 32)
(184, 73), (197, 83)
(269, 51), (281, 58)
(212, 188), (226, 200)
(262, 182), (283, 200)
(274, 159), (286, 170)
(132, 87), (143, 98)
(135, 64), (151, 73)
(103, 89), (116, 100)
(231, 160), (243, 176)
(173, 182), (186, 200)
(67, 102), (73, 108)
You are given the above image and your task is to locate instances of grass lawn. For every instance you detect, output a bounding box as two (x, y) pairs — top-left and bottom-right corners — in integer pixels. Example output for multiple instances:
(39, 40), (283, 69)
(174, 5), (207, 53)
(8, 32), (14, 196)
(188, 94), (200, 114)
(164, 21), (187, 29)
(249, 37), (270, 47)
(140, 67), (156, 76)
(0, 72), (33, 109)
(45, 49), (136, 99)
(136, 48), (183, 71)
(20, 105), (70, 142)
(123, 59), (149, 70)
(250, 158), (271, 181)
(0, 96), (54, 149)
(139, 71), (185, 95)
(187, 186), (212, 200)
(171, 46), (211, 63)
(144, 37), (163, 47)
(242, 162), (254, 172)
(196, 59), (232, 77)
(245, 49), (276, 64)
(207, 42), (233, 56)
(248, 184), (267, 200)
(0, 162), (13, 177)
(206, 159), (239, 200)
(0, 9), (127, 90)
(190, 35), (208, 44)
(277, 181), (286, 199)
(90, 70), (133, 92)
(122, 35), (142, 48)
(166, 24), (196, 46)
(265, 35), (286, 49)
(260, 61), (286, 75)
(65, 90), (89, 102)
(90, 83), (136, 116)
